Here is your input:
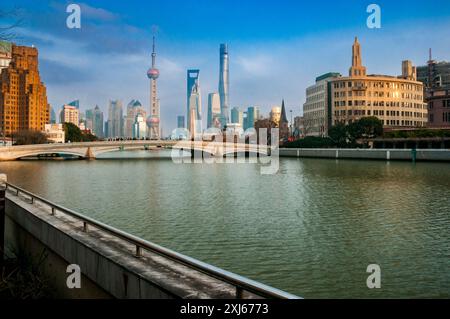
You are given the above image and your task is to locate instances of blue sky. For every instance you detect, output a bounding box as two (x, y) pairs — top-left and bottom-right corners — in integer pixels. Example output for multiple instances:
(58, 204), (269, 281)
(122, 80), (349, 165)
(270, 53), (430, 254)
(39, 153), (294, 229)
(3, 0), (450, 133)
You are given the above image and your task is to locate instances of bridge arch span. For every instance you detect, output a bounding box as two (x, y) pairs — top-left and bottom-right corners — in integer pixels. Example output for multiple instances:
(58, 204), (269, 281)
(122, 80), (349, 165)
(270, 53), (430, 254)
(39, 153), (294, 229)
(15, 150), (86, 160)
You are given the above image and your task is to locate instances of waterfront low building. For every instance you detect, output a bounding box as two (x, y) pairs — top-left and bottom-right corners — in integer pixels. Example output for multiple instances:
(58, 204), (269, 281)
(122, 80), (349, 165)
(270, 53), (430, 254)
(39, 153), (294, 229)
(44, 123), (65, 143)
(303, 38), (428, 136)
(303, 72), (341, 136)
(331, 38), (427, 128)
(426, 87), (450, 127)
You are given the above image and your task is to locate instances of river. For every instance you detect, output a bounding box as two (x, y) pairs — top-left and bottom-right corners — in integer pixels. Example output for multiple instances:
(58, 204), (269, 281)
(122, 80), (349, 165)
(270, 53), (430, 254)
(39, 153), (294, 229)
(1, 150), (449, 298)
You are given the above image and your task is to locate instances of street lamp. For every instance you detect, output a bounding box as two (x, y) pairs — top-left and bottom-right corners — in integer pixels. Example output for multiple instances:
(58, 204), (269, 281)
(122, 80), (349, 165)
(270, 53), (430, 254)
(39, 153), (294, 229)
(289, 110), (293, 138)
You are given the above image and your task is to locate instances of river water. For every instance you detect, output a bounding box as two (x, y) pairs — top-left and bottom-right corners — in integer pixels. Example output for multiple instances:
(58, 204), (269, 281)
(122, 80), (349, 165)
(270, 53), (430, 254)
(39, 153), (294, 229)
(1, 150), (449, 298)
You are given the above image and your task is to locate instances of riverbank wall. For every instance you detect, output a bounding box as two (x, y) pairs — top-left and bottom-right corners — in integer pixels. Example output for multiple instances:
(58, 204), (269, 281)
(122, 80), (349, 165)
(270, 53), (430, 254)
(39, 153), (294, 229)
(279, 148), (450, 161)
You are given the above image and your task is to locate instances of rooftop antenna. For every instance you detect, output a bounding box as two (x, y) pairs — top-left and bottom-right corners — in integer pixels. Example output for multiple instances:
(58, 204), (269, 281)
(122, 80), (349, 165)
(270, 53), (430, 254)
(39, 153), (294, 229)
(427, 48), (433, 89)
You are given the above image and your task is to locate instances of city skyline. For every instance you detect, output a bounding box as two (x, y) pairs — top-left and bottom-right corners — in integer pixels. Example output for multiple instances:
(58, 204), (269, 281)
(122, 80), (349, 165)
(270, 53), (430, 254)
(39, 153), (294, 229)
(2, 0), (450, 133)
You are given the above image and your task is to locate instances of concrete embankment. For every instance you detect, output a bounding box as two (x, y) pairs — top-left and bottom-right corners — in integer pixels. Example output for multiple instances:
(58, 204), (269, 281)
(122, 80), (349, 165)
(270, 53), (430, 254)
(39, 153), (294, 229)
(279, 148), (450, 161)
(2, 187), (273, 299)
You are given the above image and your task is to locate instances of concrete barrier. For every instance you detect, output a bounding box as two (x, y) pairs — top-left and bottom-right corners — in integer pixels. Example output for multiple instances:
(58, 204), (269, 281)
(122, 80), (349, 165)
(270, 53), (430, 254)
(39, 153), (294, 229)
(279, 148), (450, 162)
(2, 192), (252, 298)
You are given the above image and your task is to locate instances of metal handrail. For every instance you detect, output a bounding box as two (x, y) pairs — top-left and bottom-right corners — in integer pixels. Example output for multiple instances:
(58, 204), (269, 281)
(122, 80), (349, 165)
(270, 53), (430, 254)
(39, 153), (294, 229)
(5, 182), (301, 299)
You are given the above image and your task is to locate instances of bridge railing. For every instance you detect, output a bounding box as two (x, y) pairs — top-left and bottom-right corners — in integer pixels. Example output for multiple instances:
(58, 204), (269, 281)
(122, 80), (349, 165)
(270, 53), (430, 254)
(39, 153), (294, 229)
(5, 182), (300, 299)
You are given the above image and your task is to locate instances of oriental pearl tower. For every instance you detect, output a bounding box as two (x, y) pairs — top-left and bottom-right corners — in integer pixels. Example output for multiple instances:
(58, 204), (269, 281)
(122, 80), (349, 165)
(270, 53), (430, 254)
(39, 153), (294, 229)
(146, 36), (160, 139)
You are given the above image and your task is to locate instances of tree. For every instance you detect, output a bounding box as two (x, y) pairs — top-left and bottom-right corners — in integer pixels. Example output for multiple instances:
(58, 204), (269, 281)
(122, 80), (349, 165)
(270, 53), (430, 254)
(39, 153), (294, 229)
(0, 7), (23, 42)
(14, 130), (48, 145)
(63, 122), (98, 142)
(328, 122), (349, 147)
(354, 116), (383, 139)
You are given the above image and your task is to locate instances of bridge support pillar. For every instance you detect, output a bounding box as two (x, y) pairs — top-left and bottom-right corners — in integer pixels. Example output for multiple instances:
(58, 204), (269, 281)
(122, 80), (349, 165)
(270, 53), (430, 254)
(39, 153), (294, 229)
(85, 147), (96, 160)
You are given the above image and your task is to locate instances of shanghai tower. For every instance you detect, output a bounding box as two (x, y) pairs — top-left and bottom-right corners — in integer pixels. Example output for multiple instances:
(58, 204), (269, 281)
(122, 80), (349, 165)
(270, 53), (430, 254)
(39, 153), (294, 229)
(219, 43), (229, 126)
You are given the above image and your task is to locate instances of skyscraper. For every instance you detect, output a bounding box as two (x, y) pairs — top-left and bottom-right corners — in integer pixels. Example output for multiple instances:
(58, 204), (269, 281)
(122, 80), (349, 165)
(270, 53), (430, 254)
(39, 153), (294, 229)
(177, 115), (185, 129)
(246, 106), (260, 130)
(50, 106), (56, 124)
(187, 69), (202, 137)
(133, 113), (147, 139)
(0, 44), (50, 135)
(146, 36), (160, 139)
(85, 108), (94, 131)
(231, 107), (243, 128)
(219, 44), (229, 126)
(93, 105), (104, 138)
(107, 100), (123, 138)
(207, 92), (221, 128)
(124, 99), (146, 138)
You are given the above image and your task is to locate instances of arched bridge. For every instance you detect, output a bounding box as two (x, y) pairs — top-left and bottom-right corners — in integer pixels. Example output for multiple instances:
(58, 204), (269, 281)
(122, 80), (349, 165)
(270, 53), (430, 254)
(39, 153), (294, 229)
(0, 140), (269, 161)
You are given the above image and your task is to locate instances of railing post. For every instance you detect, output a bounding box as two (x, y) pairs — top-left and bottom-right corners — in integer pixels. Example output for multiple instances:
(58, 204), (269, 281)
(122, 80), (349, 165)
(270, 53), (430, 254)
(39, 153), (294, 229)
(0, 174), (7, 268)
(135, 245), (142, 258)
(236, 286), (244, 299)
(83, 221), (88, 232)
(51, 207), (56, 216)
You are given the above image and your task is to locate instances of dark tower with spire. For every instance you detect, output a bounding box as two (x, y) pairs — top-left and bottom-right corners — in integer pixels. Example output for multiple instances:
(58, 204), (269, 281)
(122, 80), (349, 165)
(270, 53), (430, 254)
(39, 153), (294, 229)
(279, 99), (289, 143)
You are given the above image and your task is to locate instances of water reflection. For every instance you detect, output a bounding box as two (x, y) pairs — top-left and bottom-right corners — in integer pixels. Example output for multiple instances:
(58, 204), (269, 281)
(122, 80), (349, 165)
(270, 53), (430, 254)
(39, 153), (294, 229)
(1, 153), (449, 298)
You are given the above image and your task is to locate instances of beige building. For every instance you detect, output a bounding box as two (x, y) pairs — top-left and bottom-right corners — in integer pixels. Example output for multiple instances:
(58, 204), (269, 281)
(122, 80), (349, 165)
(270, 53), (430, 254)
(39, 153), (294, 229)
(331, 38), (427, 128)
(303, 72), (341, 136)
(44, 123), (65, 143)
(60, 105), (79, 127)
(0, 41), (12, 73)
(269, 106), (281, 126)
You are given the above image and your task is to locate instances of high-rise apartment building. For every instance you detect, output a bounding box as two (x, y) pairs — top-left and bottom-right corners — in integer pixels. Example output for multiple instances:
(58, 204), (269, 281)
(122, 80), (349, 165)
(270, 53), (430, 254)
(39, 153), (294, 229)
(0, 44), (50, 135)
(60, 105), (79, 126)
(207, 92), (221, 128)
(219, 44), (230, 126)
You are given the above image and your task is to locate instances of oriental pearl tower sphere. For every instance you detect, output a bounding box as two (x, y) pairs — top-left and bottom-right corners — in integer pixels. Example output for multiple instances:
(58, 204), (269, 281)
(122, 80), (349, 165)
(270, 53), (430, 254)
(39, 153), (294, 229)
(146, 36), (160, 139)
